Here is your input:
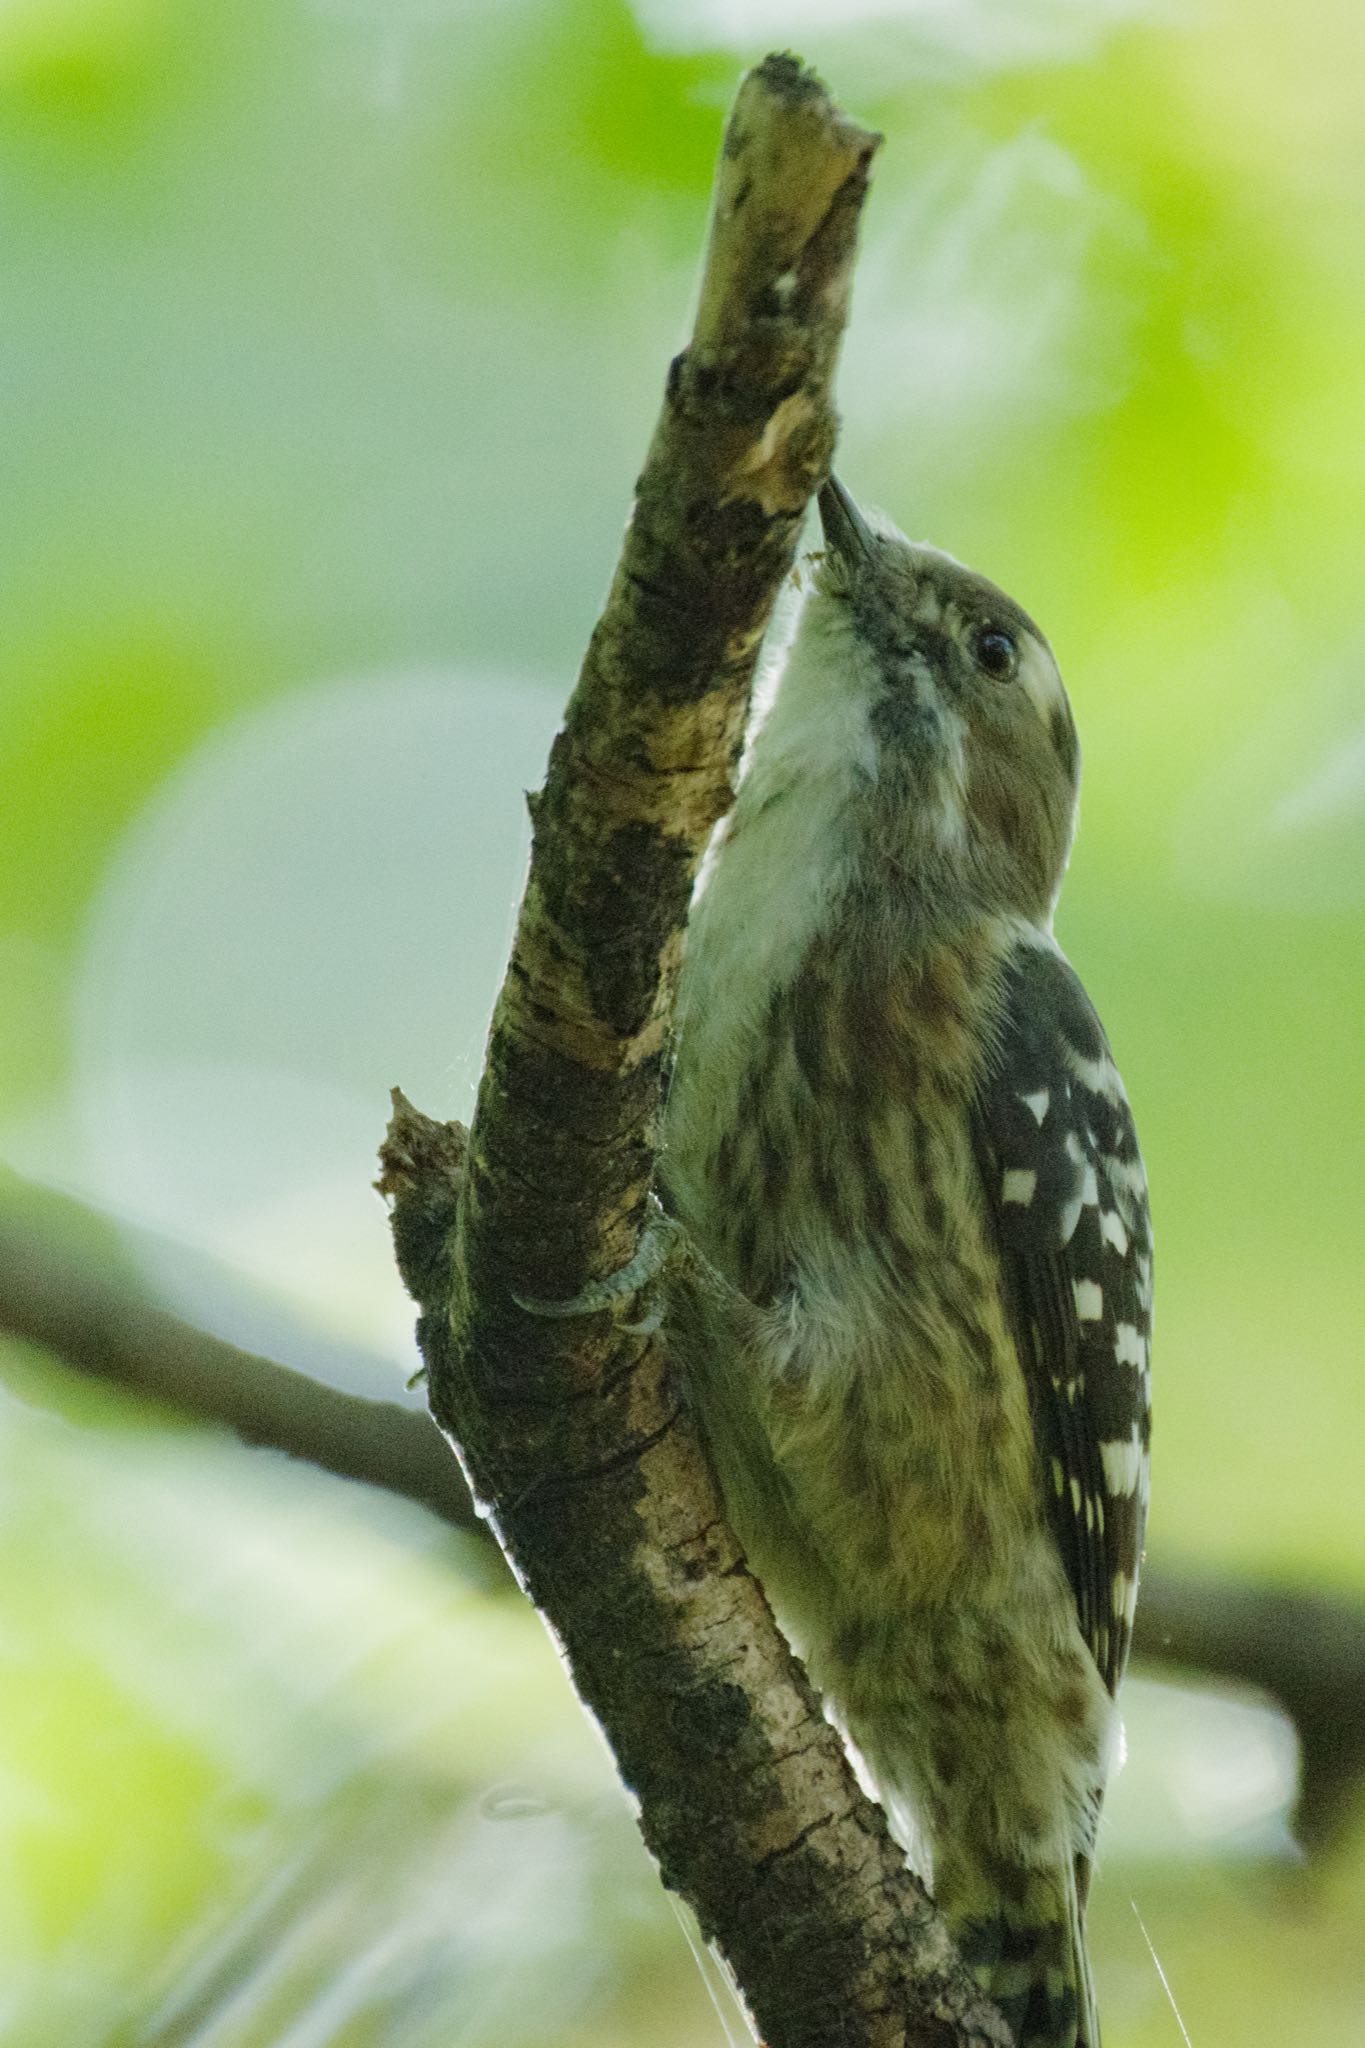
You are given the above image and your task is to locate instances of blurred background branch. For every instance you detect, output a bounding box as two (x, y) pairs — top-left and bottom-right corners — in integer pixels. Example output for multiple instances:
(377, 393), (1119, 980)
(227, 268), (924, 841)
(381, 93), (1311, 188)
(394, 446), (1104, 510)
(0, 1177), (474, 1534)
(3, 1172), (1361, 1857)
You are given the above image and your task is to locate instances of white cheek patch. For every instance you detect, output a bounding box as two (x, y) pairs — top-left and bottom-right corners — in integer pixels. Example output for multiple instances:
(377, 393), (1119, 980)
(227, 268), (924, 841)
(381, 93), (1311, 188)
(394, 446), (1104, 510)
(925, 701), (969, 849)
(1017, 642), (1067, 725)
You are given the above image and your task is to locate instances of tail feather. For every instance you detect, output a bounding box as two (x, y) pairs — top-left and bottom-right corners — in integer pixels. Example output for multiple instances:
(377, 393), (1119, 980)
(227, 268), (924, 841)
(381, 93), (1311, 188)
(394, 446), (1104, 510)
(942, 1857), (1099, 2048)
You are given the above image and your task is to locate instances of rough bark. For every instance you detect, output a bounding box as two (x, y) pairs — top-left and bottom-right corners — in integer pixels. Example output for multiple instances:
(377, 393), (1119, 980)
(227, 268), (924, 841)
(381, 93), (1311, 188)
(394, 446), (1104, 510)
(5, 1180), (1362, 1853)
(383, 53), (1009, 2048)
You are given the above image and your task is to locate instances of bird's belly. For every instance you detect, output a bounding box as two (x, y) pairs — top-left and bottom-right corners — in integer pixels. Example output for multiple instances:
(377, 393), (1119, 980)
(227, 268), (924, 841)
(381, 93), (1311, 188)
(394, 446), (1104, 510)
(665, 913), (1052, 1634)
(751, 1244), (1044, 1620)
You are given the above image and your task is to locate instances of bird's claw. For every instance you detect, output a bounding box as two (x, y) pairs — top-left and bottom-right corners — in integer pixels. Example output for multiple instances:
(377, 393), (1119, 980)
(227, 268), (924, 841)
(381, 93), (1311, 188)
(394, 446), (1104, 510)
(511, 1199), (686, 1323)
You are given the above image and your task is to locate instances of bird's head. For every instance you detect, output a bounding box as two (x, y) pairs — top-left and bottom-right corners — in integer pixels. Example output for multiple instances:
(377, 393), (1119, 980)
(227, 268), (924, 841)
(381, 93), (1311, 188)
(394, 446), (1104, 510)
(789, 476), (1080, 927)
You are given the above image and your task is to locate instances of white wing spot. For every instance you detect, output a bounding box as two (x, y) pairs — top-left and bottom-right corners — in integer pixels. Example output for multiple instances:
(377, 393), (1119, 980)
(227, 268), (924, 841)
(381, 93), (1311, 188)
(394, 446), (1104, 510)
(1100, 1208), (1129, 1255)
(1065, 1042), (1125, 1104)
(1107, 1151), (1149, 1202)
(1002, 1168), (1037, 1206)
(1114, 1322), (1146, 1370)
(1069, 1476), (1083, 1516)
(1135, 1252), (1154, 1312)
(1111, 1570), (1138, 1623)
(1021, 1088), (1050, 1126)
(1050, 1456), (1066, 1498)
(1100, 1432), (1144, 1497)
(1073, 1279), (1104, 1322)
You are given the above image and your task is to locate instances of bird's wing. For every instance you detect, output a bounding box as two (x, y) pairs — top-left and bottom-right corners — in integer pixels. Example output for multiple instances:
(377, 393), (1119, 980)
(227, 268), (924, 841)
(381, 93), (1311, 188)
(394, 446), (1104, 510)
(972, 937), (1152, 1695)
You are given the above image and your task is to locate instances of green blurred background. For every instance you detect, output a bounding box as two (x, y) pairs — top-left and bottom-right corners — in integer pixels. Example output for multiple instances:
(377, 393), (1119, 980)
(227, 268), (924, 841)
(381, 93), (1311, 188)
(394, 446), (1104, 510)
(1, 0), (1363, 2041)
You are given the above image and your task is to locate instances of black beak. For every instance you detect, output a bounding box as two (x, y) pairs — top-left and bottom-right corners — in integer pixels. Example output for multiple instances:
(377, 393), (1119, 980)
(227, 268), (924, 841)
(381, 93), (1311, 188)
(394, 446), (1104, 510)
(817, 474), (877, 567)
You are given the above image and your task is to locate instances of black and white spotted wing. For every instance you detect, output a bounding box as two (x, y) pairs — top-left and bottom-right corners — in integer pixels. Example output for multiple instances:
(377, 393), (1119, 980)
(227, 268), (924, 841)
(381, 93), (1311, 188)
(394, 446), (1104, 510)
(973, 938), (1153, 1697)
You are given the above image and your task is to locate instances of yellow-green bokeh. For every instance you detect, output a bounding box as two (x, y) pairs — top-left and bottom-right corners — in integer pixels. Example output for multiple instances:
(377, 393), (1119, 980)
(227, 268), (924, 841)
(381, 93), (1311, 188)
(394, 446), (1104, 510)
(2, 0), (1362, 2041)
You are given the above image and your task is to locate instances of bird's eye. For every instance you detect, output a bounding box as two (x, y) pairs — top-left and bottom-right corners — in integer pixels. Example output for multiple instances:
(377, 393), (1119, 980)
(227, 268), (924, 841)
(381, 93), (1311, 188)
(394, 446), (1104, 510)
(973, 626), (1018, 681)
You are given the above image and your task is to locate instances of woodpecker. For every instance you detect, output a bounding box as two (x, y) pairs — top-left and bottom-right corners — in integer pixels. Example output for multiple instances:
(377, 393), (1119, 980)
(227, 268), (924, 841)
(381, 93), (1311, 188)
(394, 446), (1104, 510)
(662, 478), (1152, 2048)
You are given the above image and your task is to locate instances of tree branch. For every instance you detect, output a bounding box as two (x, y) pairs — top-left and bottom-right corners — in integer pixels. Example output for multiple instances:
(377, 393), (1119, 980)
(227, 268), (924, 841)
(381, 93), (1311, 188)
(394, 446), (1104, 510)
(384, 53), (1011, 2048)
(1136, 1564), (1365, 1854)
(0, 1190), (475, 1535)
(4, 1179), (1363, 1854)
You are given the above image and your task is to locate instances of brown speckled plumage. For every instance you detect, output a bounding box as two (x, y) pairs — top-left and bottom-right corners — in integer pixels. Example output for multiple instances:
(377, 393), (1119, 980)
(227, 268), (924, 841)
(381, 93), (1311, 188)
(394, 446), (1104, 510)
(664, 480), (1151, 2048)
